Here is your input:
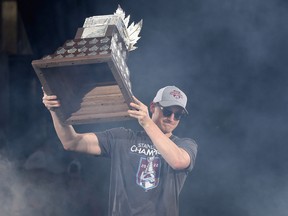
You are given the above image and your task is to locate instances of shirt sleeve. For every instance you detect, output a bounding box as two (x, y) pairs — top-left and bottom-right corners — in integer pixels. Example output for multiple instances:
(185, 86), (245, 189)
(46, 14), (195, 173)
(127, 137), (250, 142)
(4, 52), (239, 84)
(95, 127), (132, 157)
(176, 138), (198, 172)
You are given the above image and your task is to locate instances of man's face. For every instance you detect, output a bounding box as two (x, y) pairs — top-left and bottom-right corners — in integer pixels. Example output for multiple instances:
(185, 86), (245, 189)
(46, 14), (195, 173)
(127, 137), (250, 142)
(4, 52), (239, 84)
(150, 103), (184, 136)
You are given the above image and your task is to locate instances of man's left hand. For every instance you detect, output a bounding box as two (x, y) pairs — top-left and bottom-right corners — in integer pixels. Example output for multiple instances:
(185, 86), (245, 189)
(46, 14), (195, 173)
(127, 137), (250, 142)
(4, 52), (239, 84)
(128, 96), (152, 128)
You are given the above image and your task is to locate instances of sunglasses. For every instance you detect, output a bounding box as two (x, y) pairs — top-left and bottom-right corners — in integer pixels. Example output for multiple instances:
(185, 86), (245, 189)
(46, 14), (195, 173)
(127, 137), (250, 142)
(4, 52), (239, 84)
(157, 105), (185, 121)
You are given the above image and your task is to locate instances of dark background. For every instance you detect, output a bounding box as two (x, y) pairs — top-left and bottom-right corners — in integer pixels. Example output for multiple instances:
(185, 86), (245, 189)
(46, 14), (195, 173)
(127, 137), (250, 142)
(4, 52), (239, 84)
(0, 0), (288, 215)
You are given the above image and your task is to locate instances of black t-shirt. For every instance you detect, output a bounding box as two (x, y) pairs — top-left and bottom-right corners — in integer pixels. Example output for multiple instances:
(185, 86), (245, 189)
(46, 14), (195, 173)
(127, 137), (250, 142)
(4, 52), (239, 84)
(96, 127), (197, 216)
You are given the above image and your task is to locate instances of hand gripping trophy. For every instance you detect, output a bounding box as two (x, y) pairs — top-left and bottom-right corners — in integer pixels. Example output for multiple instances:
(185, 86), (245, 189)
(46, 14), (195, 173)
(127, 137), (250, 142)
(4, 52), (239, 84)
(32, 6), (143, 125)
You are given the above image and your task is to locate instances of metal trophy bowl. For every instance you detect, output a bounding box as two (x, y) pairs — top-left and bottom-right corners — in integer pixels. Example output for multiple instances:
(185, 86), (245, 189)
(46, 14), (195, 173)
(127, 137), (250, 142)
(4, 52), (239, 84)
(32, 6), (142, 125)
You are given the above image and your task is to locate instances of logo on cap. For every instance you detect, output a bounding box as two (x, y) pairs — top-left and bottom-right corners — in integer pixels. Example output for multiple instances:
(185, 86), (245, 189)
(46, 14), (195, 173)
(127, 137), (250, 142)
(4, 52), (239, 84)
(170, 90), (183, 100)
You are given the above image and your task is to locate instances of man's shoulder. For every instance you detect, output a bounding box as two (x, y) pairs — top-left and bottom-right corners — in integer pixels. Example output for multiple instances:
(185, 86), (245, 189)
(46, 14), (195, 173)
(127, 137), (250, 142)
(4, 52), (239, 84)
(171, 135), (197, 145)
(100, 127), (138, 137)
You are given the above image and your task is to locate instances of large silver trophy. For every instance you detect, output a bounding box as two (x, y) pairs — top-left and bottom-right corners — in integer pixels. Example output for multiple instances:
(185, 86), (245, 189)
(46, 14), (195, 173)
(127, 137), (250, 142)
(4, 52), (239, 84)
(32, 6), (142, 125)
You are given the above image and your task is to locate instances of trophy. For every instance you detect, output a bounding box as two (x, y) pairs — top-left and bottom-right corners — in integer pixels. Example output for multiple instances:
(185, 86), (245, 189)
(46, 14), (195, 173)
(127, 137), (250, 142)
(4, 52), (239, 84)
(32, 6), (142, 125)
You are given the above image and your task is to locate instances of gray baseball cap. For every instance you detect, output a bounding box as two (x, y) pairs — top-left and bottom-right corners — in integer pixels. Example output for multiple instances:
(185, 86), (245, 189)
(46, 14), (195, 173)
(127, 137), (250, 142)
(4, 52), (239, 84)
(153, 86), (188, 114)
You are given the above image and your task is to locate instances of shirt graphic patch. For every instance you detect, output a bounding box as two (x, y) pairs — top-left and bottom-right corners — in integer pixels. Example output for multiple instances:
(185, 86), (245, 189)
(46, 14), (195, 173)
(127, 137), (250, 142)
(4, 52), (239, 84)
(136, 156), (161, 191)
(130, 143), (160, 157)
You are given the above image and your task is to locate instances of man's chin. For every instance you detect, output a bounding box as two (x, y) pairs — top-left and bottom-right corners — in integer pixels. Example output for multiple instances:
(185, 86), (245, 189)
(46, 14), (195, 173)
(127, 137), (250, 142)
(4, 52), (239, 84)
(161, 124), (174, 134)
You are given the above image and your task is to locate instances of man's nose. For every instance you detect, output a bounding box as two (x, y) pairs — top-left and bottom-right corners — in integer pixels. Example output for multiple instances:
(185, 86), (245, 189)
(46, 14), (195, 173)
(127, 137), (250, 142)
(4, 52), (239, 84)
(167, 113), (175, 121)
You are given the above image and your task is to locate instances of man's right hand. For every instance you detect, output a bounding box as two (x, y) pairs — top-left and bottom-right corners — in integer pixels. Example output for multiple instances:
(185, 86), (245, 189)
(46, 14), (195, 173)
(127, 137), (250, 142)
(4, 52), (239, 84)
(42, 88), (61, 111)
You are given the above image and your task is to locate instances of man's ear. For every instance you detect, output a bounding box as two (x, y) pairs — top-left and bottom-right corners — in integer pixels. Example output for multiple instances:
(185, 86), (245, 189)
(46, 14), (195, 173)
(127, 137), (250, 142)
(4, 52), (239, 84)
(150, 102), (156, 113)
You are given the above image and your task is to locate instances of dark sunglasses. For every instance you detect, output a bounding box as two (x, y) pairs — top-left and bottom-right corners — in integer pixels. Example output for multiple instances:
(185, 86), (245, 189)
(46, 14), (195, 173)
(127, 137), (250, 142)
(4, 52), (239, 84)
(157, 105), (185, 121)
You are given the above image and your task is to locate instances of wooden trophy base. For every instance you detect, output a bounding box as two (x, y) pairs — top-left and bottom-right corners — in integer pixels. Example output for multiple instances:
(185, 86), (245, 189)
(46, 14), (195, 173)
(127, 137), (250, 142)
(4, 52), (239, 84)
(32, 26), (134, 125)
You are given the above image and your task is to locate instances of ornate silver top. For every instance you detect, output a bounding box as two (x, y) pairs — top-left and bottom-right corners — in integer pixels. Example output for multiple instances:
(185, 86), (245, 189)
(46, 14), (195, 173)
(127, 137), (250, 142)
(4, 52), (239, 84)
(81, 5), (142, 51)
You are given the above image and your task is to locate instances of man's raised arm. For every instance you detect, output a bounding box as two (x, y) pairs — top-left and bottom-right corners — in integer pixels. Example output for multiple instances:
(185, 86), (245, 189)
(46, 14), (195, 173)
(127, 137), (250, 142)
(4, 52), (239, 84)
(42, 90), (101, 155)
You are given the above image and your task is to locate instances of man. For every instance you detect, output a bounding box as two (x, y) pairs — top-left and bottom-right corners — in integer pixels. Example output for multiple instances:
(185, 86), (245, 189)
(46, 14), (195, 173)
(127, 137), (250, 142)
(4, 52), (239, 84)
(42, 85), (197, 216)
